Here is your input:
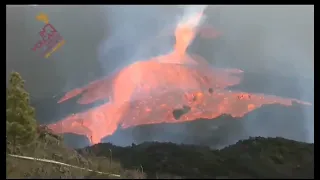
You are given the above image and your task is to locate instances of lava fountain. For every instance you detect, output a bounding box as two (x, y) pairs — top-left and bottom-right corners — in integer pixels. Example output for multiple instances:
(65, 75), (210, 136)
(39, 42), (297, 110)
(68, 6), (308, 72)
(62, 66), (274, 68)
(48, 10), (311, 145)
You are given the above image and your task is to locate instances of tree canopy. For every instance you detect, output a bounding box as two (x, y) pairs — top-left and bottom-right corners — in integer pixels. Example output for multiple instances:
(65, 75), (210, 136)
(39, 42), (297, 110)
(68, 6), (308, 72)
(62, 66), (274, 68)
(6, 71), (37, 146)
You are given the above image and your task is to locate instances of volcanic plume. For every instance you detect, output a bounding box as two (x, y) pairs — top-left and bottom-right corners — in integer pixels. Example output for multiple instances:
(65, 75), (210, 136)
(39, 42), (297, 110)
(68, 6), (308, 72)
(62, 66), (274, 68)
(48, 11), (311, 145)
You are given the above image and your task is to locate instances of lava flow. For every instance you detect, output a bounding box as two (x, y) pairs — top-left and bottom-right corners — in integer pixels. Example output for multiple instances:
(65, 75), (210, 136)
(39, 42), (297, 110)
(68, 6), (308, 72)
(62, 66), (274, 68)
(48, 10), (311, 145)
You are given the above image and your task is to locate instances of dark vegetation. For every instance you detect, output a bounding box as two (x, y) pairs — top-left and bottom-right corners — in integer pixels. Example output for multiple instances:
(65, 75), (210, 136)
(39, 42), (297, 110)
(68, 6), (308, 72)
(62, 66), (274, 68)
(80, 137), (314, 179)
(7, 71), (314, 179)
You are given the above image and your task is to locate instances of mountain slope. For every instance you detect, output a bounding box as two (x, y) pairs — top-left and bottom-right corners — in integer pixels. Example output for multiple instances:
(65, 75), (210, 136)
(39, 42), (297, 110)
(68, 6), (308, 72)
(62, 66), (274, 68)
(80, 137), (314, 179)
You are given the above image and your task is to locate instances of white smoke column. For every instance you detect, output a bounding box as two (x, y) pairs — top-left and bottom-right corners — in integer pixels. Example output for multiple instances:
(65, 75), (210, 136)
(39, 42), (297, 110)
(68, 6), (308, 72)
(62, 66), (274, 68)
(174, 5), (208, 46)
(176, 5), (208, 28)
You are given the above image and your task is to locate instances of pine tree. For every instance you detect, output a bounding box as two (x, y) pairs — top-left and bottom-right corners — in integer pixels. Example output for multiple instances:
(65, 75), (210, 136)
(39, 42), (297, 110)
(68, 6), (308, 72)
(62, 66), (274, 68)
(6, 71), (37, 148)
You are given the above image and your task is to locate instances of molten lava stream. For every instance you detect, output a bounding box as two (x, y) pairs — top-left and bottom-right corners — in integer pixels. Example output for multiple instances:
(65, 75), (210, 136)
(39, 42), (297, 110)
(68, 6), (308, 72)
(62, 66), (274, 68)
(48, 102), (122, 144)
(119, 89), (311, 129)
(49, 87), (311, 145)
(51, 58), (246, 145)
(58, 57), (244, 106)
(58, 74), (115, 105)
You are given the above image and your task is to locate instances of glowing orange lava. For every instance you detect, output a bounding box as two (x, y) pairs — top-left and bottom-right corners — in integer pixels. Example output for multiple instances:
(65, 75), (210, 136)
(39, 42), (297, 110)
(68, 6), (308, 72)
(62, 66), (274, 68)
(48, 11), (311, 145)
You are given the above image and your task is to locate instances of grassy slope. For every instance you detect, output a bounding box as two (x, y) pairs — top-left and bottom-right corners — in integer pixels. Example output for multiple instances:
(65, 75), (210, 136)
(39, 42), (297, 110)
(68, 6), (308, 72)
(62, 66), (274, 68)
(80, 137), (314, 179)
(6, 126), (145, 179)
